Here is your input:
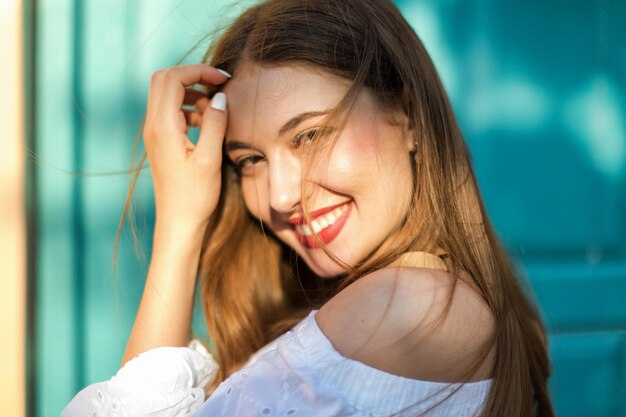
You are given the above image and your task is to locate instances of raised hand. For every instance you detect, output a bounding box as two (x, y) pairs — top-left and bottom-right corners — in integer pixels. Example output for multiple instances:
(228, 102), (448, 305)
(143, 64), (231, 233)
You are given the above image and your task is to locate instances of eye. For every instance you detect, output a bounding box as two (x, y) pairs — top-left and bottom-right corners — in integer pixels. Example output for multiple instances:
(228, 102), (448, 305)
(292, 128), (318, 149)
(292, 127), (337, 149)
(234, 154), (264, 175)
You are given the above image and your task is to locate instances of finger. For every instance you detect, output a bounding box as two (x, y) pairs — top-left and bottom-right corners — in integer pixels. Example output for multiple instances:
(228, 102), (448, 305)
(182, 95), (210, 115)
(158, 65), (230, 116)
(180, 64), (231, 87)
(161, 64), (230, 88)
(183, 109), (203, 127)
(193, 92), (228, 168)
(183, 88), (209, 106)
(195, 96), (210, 113)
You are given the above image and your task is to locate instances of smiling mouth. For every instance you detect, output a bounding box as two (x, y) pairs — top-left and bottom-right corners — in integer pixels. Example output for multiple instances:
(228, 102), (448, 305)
(291, 201), (352, 249)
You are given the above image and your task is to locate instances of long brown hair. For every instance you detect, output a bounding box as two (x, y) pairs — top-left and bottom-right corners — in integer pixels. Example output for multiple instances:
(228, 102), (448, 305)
(119, 0), (554, 415)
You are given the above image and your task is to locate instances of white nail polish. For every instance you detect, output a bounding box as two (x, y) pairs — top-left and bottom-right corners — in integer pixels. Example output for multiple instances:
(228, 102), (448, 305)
(216, 69), (232, 78)
(212, 92), (227, 111)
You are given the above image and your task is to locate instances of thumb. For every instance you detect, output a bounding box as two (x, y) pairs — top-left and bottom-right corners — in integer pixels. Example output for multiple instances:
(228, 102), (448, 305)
(194, 92), (228, 167)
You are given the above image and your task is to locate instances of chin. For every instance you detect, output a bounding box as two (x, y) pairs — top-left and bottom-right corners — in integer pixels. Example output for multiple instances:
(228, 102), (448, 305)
(272, 216), (381, 278)
(302, 255), (348, 278)
(292, 238), (365, 279)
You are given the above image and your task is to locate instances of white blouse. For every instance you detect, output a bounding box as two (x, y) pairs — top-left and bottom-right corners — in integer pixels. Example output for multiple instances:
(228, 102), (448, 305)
(62, 309), (492, 417)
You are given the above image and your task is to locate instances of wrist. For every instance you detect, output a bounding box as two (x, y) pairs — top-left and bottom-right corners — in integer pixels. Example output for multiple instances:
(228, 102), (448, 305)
(152, 222), (207, 261)
(148, 224), (205, 286)
(154, 220), (207, 243)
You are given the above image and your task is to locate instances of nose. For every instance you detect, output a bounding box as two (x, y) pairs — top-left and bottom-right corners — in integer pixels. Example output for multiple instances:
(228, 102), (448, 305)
(268, 152), (302, 214)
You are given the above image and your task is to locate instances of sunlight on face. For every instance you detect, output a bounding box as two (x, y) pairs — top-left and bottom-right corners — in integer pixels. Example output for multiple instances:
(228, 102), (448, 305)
(222, 62), (415, 277)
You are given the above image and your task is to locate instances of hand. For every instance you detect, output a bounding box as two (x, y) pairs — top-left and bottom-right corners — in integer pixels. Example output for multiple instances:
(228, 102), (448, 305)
(143, 64), (231, 233)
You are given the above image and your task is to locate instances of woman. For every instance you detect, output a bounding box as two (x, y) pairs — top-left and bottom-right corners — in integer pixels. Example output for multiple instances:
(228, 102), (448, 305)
(63, 0), (554, 416)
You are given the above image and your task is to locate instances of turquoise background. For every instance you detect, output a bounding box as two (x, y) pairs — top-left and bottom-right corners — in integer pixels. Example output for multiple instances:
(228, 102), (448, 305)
(29, 0), (626, 416)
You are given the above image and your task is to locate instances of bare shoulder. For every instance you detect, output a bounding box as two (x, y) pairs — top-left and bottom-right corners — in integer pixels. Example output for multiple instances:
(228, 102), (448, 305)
(316, 266), (495, 382)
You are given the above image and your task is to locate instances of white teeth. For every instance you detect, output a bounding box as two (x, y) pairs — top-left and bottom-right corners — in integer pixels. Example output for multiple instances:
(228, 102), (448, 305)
(295, 202), (350, 236)
(311, 220), (323, 233)
(296, 224), (313, 236)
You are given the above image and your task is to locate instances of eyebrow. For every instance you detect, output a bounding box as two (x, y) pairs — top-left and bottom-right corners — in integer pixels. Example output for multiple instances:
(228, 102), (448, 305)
(224, 140), (255, 152)
(225, 109), (330, 153)
(277, 110), (330, 136)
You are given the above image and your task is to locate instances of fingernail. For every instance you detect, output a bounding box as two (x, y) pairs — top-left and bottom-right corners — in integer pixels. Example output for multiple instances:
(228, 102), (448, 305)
(216, 69), (232, 78)
(211, 92), (227, 111)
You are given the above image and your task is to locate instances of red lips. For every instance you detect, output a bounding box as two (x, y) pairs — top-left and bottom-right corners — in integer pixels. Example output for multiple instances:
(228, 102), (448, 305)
(287, 201), (351, 225)
(292, 201), (352, 249)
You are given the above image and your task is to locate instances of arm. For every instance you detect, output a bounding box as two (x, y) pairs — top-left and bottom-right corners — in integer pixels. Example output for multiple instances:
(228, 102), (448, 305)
(122, 64), (231, 365)
(122, 224), (205, 364)
(64, 64), (230, 417)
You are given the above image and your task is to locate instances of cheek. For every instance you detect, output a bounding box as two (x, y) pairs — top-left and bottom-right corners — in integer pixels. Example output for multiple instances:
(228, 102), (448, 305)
(319, 124), (414, 217)
(319, 127), (385, 187)
(241, 179), (264, 219)
(241, 179), (260, 217)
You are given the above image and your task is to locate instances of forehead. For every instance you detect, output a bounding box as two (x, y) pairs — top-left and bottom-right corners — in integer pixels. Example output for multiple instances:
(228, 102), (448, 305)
(221, 63), (359, 139)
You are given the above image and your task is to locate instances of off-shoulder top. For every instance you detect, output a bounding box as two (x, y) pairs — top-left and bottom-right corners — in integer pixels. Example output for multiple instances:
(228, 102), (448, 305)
(62, 252), (492, 417)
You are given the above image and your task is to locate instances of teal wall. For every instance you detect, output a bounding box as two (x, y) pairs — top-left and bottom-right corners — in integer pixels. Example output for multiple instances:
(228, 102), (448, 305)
(30, 0), (625, 416)
(392, 1), (626, 415)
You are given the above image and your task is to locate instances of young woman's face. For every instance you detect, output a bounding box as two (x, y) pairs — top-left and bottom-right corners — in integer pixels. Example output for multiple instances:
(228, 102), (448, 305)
(222, 63), (415, 277)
